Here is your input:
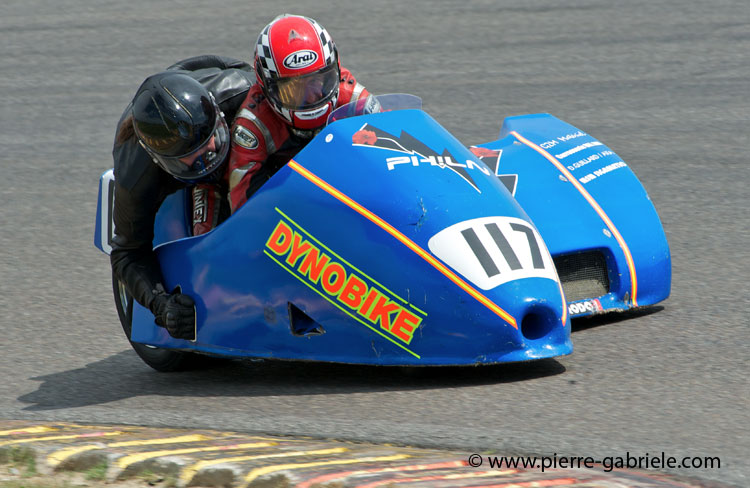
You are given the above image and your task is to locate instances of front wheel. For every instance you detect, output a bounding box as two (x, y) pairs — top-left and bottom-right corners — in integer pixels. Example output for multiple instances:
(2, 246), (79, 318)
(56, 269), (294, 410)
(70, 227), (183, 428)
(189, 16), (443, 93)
(112, 273), (199, 372)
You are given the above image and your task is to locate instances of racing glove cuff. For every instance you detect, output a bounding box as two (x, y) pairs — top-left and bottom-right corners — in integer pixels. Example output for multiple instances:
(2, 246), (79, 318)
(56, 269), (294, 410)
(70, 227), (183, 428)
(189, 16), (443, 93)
(150, 286), (196, 340)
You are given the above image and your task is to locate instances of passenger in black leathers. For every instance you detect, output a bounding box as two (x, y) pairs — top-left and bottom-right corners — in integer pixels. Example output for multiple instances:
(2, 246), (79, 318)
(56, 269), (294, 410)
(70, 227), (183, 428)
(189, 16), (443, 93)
(111, 55), (254, 340)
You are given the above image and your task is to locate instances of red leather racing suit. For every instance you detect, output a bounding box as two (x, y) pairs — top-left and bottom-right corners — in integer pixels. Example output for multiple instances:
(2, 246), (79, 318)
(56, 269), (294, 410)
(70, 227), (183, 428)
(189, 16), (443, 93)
(226, 67), (370, 212)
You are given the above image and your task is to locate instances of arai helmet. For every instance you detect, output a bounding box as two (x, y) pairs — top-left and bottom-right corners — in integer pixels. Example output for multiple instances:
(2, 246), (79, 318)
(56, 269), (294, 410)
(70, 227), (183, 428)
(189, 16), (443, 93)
(254, 14), (341, 135)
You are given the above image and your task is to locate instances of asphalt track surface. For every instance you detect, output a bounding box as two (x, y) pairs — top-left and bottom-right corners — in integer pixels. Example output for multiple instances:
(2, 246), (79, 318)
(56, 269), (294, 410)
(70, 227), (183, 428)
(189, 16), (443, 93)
(0, 1), (748, 486)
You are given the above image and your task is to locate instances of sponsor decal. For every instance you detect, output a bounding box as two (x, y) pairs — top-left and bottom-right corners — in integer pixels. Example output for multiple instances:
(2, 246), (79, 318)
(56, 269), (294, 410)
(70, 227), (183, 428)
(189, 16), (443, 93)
(352, 124), (495, 192)
(192, 187), (208, 224)
(567, 150), (614, 171)
(232, 125), (259, 150)
(578, 161), (628, 184)
(264, 215), (425, 349)
(555, 141), (603, 160)
(568, 298), (603, 315)
(567, 153), (600, 171)
(428, 216), (558, 291)
(384, 155), (487, 173)
(283, 50), (318, 70)
(539, 130), (588, 149)
(557, 130), (587, 142)
(469, 146), (517, 196)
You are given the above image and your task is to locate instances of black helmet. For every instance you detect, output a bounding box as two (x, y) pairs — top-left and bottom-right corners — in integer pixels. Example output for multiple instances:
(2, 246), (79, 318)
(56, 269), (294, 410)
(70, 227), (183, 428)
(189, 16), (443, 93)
(131, 72), (230, 182)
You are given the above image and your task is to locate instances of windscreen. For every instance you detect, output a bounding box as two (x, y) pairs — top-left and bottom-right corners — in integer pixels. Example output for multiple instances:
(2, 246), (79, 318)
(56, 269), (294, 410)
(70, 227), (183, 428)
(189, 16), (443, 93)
(327, 93), (422, 124)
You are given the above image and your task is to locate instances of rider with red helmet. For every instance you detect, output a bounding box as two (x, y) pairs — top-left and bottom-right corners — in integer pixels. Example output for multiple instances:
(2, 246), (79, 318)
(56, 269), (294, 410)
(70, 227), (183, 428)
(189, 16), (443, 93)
(226, 14), (374, 211)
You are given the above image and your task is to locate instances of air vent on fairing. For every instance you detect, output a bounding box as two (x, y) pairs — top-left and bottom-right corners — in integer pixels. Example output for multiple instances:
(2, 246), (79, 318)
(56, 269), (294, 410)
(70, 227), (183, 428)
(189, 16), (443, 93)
(287, 303), (325, 337)
(553, 251), (610, 302)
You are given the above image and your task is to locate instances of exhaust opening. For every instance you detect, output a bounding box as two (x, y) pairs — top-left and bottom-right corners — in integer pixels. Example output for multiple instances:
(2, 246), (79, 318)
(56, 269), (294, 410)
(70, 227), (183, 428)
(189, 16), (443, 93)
(520, 308), (557, 340)
(288, 303), (325, 337)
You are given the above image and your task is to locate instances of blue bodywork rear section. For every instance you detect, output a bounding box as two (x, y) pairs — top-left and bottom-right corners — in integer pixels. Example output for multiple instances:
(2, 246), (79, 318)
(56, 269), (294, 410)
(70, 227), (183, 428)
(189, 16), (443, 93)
(475, 114), (670, 315)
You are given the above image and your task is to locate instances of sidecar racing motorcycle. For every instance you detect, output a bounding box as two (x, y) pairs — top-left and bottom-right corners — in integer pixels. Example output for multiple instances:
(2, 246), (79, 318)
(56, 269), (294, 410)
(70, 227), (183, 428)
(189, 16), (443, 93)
(95, 94), (670, 370)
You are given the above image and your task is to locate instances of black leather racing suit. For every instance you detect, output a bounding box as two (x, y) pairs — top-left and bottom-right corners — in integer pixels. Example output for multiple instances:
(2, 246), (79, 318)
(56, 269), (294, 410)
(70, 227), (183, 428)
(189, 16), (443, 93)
(110, 55), (254, 314)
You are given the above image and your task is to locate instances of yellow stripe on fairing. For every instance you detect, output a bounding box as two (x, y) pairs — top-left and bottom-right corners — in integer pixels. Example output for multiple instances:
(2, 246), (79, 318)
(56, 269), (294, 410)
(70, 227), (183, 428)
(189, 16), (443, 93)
(287, 160), (517, 328)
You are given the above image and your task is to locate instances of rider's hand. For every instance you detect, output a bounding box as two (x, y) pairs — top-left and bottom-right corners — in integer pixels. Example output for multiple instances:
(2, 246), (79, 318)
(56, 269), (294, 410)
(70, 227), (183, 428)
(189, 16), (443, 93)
(151, 291), (196, 340)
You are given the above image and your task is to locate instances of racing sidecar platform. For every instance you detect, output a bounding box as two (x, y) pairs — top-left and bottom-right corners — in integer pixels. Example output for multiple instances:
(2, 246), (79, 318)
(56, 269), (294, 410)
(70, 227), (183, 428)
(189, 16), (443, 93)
(95, 95), (670, 368)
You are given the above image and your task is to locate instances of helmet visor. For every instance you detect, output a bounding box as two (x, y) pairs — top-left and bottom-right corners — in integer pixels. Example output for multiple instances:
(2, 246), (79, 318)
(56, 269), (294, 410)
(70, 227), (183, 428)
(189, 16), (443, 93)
(141, 116), (230, 181)
(266, 64), (339, 110)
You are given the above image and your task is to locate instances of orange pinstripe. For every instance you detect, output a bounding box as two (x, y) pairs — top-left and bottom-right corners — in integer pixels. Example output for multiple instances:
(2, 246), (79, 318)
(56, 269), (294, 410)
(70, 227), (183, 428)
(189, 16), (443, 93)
(509, 131), (638, 306)
(287, 160), (518, 328)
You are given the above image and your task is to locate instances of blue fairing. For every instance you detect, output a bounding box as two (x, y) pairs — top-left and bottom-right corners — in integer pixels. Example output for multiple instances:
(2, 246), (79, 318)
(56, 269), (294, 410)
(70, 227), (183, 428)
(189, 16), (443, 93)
(475, 114), (671, 315)
(129, 109), (572, 365)
(93, 170), (191, 253)
(96, 100), (670, 365)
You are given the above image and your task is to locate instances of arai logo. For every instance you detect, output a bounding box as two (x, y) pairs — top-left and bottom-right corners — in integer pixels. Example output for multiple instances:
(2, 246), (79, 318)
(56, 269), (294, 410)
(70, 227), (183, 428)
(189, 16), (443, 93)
(283, 50), (318, 69)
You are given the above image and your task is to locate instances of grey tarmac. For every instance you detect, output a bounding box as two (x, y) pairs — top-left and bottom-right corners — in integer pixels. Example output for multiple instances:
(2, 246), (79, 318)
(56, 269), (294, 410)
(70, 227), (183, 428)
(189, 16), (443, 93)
(0, 1), (748, 488)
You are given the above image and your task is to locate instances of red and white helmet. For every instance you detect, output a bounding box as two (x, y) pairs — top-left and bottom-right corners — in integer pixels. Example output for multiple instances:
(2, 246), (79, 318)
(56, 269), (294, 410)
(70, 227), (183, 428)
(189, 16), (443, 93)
(254, 14), (341, 134)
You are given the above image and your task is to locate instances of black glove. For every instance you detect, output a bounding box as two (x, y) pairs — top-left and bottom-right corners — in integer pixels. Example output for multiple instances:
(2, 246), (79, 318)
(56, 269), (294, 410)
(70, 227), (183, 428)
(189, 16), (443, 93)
(151, 290), (196, 340)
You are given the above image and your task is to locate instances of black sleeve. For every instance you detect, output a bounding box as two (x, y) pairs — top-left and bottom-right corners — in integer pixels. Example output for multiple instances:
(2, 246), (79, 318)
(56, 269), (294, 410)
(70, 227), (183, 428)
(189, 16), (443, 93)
(110, 179), (165, 311)
(110, 112), (184, 311)
(166, 55), (251, 72)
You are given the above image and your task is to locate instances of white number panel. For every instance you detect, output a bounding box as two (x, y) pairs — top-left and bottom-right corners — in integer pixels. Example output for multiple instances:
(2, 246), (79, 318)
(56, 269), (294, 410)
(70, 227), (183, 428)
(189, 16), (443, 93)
(427, 216), (558, 290)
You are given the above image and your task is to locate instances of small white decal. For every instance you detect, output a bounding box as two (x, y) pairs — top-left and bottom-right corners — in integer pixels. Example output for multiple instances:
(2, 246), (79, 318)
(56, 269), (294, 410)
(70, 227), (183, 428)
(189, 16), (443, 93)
(568, 299), (603, 315)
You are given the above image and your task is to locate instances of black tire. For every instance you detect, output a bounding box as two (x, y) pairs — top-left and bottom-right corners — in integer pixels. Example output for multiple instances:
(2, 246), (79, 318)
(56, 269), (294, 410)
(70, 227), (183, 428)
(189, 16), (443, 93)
(112, 273), (198, 372)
